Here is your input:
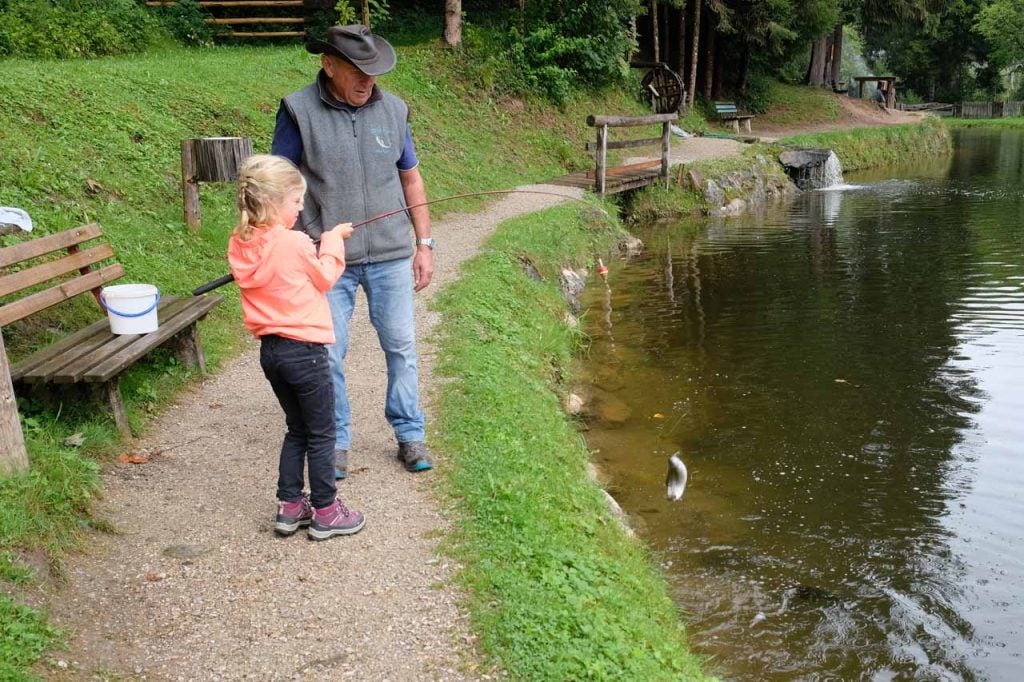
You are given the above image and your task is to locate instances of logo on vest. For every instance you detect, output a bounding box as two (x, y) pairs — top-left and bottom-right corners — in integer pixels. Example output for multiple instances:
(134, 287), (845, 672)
(371, 127), (396, 153)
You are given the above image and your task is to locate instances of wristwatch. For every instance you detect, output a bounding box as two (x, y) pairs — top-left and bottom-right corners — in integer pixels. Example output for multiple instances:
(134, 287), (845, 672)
(416, 237), (436, 250)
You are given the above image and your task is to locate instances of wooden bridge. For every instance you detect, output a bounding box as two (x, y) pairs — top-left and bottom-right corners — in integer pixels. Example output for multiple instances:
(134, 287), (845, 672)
(549, 112), (677, 196)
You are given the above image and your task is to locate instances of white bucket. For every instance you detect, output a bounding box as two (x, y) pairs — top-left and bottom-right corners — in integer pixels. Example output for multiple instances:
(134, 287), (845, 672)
(100, 284), (160, 335)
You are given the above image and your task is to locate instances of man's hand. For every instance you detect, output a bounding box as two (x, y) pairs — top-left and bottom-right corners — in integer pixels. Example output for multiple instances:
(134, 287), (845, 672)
(413, 247), (434, 292)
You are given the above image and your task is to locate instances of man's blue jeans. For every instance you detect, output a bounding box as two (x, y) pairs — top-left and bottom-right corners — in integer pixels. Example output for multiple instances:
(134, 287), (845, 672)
(326, 258), (425, 450)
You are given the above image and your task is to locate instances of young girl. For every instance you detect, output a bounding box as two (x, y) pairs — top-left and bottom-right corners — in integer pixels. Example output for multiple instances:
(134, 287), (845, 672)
(228, 154), (364, 541)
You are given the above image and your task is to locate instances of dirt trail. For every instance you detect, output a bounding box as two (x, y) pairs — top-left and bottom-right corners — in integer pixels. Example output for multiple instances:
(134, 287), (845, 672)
(38, 111), (911, 676)
(42, 184), (585, 681)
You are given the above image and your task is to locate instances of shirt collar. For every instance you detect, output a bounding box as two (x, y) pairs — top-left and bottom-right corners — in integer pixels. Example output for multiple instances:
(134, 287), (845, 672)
(316, 69), (383, 111)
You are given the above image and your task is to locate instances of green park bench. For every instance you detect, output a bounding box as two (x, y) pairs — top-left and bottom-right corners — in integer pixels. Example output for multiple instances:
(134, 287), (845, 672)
(714, 101), (755, 134)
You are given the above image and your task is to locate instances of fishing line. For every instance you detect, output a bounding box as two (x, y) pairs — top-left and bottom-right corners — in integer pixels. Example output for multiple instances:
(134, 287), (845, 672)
(192, 188), (608, 295)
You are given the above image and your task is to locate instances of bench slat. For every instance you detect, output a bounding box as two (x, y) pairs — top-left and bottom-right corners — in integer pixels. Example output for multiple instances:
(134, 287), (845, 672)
(9, 316), (113, 381)
(0, 244), (115, 298)
(147, 1), (303, 5)
(25, 328), (122, 384)
(84, 295), (221, 382)
(0, 224), (103, 269)
(227, 31), (305, 37)
(0, 264), (124, 327)
(206, 17), (304, 24)
(48, 296), (193, 383)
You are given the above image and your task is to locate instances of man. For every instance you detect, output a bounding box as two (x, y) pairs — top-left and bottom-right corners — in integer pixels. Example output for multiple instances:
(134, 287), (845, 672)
(873, 81), (888, 110)
(272, 24), (435, 476)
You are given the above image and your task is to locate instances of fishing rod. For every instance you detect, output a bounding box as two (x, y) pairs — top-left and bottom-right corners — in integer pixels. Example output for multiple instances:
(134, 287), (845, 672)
(192, 188), (606, 295)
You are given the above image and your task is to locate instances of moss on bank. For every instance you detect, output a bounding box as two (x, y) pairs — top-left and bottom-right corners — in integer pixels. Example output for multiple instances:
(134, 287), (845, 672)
(629, 118), (952, 222)
(433, 202), (712, 680)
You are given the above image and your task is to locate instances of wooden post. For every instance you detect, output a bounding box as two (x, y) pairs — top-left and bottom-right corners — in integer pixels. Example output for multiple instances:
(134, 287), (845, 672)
(0, 331), (29, 475)
(181, 139), (201, 231)
(169, 324), (207, 375)
(194, 137), (253, 182)
(661, 121), (671, 188)
(94, 382), (131, 440)
(181, 137), (253, 231)
(596, 124), (608, 196)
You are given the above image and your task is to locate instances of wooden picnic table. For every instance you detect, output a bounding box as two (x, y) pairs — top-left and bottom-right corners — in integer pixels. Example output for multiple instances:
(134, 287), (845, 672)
(853, 76), (897, 109)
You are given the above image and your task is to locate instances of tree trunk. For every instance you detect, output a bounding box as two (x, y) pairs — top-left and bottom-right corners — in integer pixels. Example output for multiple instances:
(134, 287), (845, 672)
(824, 34), (835, 88)
(738, 42), (750, 95)
(362, 0), (370, 28)
(830, 23), (843, 89)
(688, 0), (701, 108)
(651, 1), (660, 63)
(676, 2), (686, 76)
(807, 35), (828, 86)
(713, 34), (723, 98)
(703, 20), (715, 99)
(443, 0), (462, 47)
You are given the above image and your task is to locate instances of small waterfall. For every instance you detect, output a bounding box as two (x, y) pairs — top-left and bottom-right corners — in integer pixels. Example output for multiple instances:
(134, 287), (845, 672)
(819, 152), (845, 188)
(778, 148), (846, 190)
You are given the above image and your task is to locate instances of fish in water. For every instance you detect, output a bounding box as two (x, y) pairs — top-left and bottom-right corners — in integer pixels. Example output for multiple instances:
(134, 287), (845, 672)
(665, 452), (688, 501)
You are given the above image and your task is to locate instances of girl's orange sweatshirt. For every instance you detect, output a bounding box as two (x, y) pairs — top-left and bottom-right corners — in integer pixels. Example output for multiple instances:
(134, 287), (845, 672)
(227, 225), (345, 344)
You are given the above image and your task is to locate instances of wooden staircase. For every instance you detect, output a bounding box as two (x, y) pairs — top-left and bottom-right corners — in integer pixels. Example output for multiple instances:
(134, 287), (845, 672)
(146, 1), (307, 38)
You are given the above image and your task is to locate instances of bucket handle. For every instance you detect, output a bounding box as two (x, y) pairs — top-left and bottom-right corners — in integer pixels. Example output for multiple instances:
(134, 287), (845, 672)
(99, 292), (161, 318)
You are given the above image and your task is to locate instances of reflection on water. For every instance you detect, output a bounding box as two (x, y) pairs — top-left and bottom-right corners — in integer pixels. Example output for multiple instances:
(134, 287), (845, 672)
(580, 129), (1024, 680)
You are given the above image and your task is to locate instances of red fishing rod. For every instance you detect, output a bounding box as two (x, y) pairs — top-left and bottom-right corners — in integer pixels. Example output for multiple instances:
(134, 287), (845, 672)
(192, 188), (603, 295)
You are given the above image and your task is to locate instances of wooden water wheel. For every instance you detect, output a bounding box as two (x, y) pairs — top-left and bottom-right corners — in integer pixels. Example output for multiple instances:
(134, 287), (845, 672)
(640, 64), (685, 114)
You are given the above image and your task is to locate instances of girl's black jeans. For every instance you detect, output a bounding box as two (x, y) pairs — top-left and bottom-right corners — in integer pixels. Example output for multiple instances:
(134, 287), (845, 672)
(259, 335), (337, 508)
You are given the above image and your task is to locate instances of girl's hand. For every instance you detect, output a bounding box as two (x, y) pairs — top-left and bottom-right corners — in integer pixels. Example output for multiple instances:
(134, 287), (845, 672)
(332, 222), (354, 239)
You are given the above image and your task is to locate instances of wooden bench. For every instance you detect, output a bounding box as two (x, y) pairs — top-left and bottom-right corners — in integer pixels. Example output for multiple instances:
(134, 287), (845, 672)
(145, 1), (306, 38)
(714, 102), (755, 134)
(0, 223), (222, 447)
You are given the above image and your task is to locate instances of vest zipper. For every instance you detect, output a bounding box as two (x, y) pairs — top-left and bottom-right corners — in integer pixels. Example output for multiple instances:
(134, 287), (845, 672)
(353, 109), (372, 263)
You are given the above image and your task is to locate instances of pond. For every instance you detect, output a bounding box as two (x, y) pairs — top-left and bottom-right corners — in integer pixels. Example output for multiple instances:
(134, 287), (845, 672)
(580, 128), (1024, 680)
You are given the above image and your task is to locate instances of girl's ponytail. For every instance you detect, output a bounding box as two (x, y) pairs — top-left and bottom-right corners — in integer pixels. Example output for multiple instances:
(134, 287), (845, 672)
(233, 155), (306, 241)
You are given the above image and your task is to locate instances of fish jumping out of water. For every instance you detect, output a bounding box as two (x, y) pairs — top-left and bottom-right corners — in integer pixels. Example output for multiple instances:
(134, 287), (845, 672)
(666, 452), (688, 501)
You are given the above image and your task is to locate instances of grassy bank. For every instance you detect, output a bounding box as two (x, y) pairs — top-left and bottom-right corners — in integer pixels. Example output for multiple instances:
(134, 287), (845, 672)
(779, 116), (952, 171)
(433, 203), (710, 680)
(945, 116), (1024, 128)
(630, 117), (952, 220)
(0, 44), (648, 676)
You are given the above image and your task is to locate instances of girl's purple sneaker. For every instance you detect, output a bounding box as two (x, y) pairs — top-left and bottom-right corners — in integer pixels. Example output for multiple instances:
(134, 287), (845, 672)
(274, 496), (313, 536)
(308, 499), (365, 541)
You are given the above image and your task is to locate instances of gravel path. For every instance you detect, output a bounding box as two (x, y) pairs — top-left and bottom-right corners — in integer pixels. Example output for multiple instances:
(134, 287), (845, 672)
(44, 184), (582, 681)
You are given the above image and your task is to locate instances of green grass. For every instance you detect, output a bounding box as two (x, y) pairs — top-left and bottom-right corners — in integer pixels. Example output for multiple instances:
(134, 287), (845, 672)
(433, 203), (710, 680)
(630, 143), (794, 220)
(778, 116), (952, 171)
(945, 116), (1024, 128)
(0, 43), (651, 677)
(0, 595), (60, 681)
(751, 82), (841, 129)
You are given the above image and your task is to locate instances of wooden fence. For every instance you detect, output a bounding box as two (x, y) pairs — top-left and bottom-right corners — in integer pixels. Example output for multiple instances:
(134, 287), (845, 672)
(951, 101), (1024, 119)
(585, 113), (677, 196)
(146, 0), (311, 38)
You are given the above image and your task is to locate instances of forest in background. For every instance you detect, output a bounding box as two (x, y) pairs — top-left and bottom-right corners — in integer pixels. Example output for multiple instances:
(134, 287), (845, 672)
(2, 0), (1022, 107)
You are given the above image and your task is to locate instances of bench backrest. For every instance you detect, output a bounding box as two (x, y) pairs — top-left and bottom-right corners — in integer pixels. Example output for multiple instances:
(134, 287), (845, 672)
(714, 102), (739, 115)
(0, 223), (124, 327)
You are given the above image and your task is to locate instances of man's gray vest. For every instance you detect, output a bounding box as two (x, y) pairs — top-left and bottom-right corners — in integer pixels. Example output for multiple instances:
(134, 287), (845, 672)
(283, 82), (414, 264)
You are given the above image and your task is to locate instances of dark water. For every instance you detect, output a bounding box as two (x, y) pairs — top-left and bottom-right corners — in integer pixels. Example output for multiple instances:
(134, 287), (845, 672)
(580, 129), (1024, 681)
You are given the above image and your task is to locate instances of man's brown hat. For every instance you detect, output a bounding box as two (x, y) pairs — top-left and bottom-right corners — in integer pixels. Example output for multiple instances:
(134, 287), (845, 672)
(307, 24), (396, 76)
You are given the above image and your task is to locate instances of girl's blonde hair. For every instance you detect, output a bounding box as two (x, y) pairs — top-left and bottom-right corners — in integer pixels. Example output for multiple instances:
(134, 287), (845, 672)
(233, 154), (307, 241)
